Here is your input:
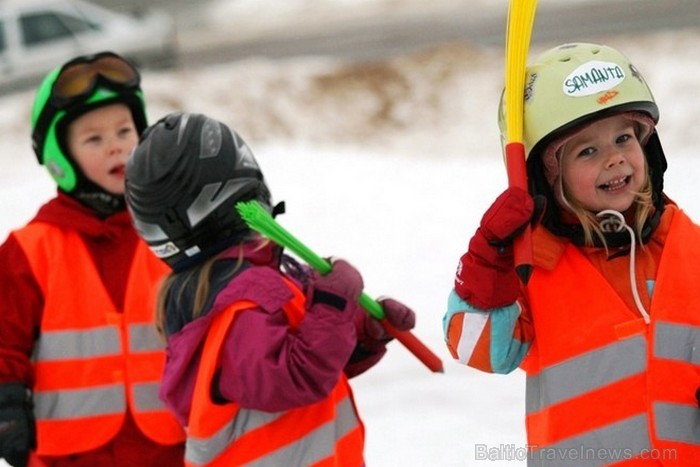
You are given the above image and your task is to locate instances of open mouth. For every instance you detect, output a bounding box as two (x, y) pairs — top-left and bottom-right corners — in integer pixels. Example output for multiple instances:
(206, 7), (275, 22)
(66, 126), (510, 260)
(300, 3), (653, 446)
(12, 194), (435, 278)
(599, 175), (630, 192)
(110, 165), (125, 176)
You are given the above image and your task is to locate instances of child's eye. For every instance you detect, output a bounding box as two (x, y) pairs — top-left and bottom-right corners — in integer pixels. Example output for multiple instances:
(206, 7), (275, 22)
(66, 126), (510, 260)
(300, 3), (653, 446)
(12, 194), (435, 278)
(616, 133), (633, 144)
(578, 146), (596, 157)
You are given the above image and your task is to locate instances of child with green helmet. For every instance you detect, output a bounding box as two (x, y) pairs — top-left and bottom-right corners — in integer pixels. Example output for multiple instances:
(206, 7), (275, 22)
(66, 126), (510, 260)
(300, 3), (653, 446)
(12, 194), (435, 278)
(445, 42), (700, 464)
(30, 51), (149, 216)
(0, 52), (185, 466)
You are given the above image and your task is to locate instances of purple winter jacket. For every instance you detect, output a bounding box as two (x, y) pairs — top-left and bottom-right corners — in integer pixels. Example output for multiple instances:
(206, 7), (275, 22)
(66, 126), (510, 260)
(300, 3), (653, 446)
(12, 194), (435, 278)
(158, 241), (386, 426)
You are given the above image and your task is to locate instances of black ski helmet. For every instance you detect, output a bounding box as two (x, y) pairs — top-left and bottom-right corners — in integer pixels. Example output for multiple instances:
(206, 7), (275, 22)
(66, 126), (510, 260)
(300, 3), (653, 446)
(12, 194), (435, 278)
(125, 112), (272, 271)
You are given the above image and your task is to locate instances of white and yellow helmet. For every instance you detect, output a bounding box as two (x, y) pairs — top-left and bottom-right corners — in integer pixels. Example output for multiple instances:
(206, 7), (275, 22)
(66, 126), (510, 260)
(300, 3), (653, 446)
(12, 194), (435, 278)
(499, 42), (668, 243)
(499, 42), (659, 159)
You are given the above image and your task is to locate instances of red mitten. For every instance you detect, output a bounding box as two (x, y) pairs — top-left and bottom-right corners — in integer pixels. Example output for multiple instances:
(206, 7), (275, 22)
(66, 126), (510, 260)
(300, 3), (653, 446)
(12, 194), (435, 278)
(455, 187), (535, 310)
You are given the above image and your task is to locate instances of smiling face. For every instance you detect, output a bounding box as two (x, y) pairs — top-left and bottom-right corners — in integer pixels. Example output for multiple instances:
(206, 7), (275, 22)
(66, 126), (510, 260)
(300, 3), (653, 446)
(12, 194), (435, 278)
(560, 114), (647, 213)
(67, 103), (138, 195)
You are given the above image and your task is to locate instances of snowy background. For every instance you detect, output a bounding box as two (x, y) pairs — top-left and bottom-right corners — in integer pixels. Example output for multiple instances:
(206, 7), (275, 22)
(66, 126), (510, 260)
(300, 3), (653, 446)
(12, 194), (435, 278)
(1, 0), (700, 466)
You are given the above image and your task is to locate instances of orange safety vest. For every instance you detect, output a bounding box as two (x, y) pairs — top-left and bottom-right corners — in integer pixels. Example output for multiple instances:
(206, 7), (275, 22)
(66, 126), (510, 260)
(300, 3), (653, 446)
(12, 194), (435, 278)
(523, 209), (700, 466)
(184, 277), (365, 467)
(13, 223), (185, 456)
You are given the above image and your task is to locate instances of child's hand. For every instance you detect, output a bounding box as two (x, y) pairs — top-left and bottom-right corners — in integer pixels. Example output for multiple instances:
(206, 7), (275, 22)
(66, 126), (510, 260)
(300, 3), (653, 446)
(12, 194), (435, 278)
(308, 258), (364, 313)
(455, 187), (541, 310)
(342, 298), (416, 377)
(356, 298), (416, 349)
(479, 187), (537, 245)
(0, 383), (36, 467)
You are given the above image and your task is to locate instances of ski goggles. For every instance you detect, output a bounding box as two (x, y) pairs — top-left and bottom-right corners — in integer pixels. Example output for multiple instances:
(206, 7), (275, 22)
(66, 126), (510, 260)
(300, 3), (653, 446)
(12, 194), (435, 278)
(32, 52), (141, 160)
(50, 51), (141, 109)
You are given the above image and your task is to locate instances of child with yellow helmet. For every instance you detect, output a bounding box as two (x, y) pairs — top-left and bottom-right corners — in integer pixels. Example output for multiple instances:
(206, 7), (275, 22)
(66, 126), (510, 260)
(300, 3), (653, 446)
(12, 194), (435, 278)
(445, 42), (698, 465)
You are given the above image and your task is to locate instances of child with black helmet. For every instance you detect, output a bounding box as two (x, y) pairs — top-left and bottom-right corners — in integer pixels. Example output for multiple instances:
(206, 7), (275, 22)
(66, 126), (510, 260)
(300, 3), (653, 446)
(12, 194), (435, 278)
(125, 111), (417, 466)
(444, 42), (700, 464)
(0, 52), (185, 466)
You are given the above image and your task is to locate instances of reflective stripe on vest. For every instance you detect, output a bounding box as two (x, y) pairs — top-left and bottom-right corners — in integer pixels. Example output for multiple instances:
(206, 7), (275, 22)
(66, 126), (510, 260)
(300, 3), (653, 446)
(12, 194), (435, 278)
(527, 414), (651, 467)
(525, 210), (700, 466)
(33, 385), (125, 419)
(13, 223), (185, 455)
(652, 322), (700, 449)
(33, 327), (120, 360)
(525, 335), (647, 414)
(185, 277), (364, 467)
(654, 322), (700, 364)
(187, 394), (360, 467)
(32, 323), (162, 360)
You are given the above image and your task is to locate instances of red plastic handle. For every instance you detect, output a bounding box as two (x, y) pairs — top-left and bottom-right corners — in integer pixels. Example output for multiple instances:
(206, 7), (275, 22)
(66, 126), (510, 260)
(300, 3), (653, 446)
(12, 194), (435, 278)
(505, 142), (533, 284)
(381, 319), (444, 373)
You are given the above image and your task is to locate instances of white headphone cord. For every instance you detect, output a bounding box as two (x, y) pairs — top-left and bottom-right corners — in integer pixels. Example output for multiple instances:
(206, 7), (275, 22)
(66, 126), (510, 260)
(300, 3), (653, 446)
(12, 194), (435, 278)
(596, 209), (650, 323)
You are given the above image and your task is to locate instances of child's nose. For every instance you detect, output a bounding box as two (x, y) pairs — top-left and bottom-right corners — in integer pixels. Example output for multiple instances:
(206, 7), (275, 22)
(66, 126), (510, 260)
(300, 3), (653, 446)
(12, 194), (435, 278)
(108, 138), (128, 156)
(604, 151), (626, 168)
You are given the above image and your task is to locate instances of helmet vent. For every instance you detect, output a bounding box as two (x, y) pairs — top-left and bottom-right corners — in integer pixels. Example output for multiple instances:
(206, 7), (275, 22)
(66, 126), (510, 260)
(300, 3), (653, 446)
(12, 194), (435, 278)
(187, 180), (249, 227)
(199, 118), (222, 159)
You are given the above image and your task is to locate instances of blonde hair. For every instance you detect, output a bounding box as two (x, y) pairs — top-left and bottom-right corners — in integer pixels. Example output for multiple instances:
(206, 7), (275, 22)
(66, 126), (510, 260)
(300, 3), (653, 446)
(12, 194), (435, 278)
(562, 165), (654, 248)
(552, 114), (656, 248)
(155, 237), (270, 339)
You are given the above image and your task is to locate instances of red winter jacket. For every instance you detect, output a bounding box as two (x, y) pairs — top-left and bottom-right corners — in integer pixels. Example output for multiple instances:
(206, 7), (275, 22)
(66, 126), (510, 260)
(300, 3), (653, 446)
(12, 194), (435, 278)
(0, 192), (184, 467)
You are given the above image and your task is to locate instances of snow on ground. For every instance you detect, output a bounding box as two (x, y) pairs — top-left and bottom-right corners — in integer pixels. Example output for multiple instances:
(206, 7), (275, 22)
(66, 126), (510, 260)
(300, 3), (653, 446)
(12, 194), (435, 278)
(1, 0), (699, 465)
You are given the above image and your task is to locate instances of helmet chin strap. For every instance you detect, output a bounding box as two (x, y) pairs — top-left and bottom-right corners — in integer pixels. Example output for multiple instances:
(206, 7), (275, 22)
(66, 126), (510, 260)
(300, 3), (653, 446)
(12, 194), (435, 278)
(73, 189), (125, 218)
(65, 166), (126, 218)
(596, 209), (650, 323)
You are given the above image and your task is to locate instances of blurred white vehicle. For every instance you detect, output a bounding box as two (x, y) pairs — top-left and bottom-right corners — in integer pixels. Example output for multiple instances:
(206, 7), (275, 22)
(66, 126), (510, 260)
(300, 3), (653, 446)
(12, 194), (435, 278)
(0, 0), (178, 93)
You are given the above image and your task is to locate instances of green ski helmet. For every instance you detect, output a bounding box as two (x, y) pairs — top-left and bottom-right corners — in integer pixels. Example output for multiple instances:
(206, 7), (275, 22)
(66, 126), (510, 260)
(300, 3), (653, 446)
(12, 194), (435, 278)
(30, 52), (148, 215)
(499, 42), (668, 243)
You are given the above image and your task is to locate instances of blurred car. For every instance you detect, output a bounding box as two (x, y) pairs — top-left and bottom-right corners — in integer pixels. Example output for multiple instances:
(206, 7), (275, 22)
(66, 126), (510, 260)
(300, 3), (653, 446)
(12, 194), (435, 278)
(0, 0), (178, 93)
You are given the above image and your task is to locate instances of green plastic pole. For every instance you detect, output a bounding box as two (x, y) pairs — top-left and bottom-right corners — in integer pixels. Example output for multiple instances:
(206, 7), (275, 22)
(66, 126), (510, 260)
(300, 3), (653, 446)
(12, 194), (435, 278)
(236, 200), (443, 373)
